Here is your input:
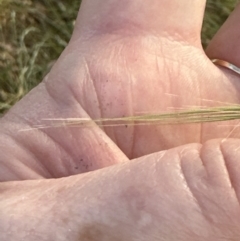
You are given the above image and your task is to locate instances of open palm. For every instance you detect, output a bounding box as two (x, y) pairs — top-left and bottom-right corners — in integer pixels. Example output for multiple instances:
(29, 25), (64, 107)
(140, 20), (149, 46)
(2, 2), (240, 240)
(1, 1), (240, 180)
(47, 0), (240, 158)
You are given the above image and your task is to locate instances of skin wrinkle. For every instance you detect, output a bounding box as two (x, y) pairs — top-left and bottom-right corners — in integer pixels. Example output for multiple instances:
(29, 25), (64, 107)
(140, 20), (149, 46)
(178, 148), (206, 215)
(154, 39), (169, 98)
(5, 111), (68, 176)
(0, 120), (57, 178)
(121, 40), (153, 157)
(31, 126), (73, 177)
(48, 61), (128, 172)
(168, 57), (202, 142)
(123, 54), (135, 159)
(197, 144), (215, 226)
(83, 58), (103, 124)
(36, 133), (68, 177)
(88, 62), (118, 146)
(42, 80), (90, 175)
(189, 141), (240, 235)
(150, 149), (209, 239)
(178, 149), (200, 204)
(0, 126), (51, 177)
(43, 72), (89, 118)
(107, 44), (125, 148)
(0, 164), (18, 181)
(165, 30), (200, 48)
(78, 33), (201, 75)
(86, 48), (120, 146)
(179, 146), (215, 227)
(42, 77), (64, 106)
(168, 56), (179, 109)
(185, 57), (202, 144)
(0, 154), (43, 181)
(200, 142), (232, 188)
(0, 132), (51, 179)
(219, 142), (240, 209)
(135, 35), (182, 62)
(151, 34), (202, 61)
(199, 71), (204, 144)
(217, 144), (235, 188)
(64, 58), (100, 122)
(89, 42), (133, 152)
(69, 35), (206, 153)
(129, 77), (135, 159)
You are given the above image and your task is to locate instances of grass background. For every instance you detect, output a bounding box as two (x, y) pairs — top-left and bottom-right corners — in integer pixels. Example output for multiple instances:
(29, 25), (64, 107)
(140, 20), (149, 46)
(0, 0), (238, 114)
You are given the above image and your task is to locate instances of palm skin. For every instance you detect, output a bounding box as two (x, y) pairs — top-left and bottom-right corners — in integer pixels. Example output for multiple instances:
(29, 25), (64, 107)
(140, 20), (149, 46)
(46, 0), (240, 159)
(1, 1), (240, 240)
(56, 29), (240, 158)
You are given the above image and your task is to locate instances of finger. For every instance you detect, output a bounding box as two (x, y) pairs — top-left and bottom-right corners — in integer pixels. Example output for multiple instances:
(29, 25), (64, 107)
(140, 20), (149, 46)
(206, 3), (240, 69)
(3, 139), (240, 240)
(0, 77), (129, 182)
(73, 0), (207, 42)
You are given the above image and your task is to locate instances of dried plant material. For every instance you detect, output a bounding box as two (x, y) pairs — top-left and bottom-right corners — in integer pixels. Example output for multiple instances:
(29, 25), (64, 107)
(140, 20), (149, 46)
(18, 105), (240, 131)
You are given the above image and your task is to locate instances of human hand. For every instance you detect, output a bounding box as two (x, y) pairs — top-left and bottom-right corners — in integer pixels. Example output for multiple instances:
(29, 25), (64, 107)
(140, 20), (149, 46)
(1, 0), (240, 240)
(2, 140), (240, 240)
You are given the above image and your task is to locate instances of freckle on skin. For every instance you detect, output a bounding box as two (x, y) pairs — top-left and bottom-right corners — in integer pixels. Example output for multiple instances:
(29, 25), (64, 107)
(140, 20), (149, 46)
(78, 224), (127, 241)
(62, 217), (69, 225)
